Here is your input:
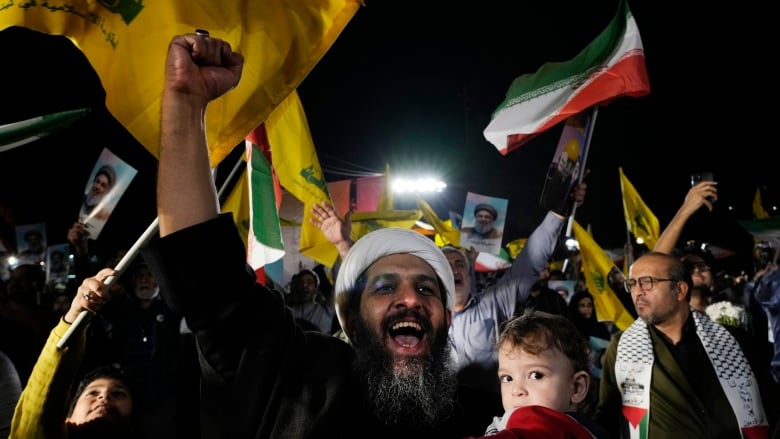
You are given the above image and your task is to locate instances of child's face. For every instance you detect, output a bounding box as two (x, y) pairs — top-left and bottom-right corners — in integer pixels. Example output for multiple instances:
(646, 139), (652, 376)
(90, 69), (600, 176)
(497, 343), (587, 414)
(577, 297), (594, 319)
(68, 378), (133, 425)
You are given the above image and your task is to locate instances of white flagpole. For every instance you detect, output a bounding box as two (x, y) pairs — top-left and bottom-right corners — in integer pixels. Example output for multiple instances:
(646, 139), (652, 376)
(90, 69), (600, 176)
(56, 218), (158, 349)
(564, 106), (599, 238)
(562, 106), (599, 274)
(57, 145), (246, 349)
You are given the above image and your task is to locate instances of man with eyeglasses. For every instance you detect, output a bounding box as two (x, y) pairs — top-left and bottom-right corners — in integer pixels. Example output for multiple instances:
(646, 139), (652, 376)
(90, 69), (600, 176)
(593, 251), (777, 438)
(654, 181), (769, 345)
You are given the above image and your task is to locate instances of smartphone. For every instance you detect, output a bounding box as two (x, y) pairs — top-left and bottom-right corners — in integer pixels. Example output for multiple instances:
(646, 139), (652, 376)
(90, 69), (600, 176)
(690, 171), (714, 187)
(690, 171), (715, 203)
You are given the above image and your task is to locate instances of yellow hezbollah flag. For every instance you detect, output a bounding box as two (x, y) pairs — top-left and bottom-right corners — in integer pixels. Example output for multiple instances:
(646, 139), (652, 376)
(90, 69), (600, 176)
(753, 188), (770, 220)
(505, 237), (528, 260)
(0, 0), (363, 167)
(619, 167), (659, 249)
(264, 90), (336, 267)
(417, 196), (460, 247)
(349, 210), (423, 243)
(572, 220), (634, 330)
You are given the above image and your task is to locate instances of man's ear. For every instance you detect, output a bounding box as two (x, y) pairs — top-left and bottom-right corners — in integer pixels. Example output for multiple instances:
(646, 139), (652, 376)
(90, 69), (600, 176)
(570, 370), (590, 405)
(676, 281), (689, 302)
(445, 308), (452, 328)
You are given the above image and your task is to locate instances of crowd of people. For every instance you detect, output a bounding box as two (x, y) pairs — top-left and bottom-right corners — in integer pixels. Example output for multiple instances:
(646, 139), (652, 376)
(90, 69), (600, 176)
(0, 32), (778, 438)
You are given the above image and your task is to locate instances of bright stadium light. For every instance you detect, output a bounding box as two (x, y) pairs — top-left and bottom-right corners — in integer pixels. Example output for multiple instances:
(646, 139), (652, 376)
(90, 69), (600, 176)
(392, 177), (446, 194)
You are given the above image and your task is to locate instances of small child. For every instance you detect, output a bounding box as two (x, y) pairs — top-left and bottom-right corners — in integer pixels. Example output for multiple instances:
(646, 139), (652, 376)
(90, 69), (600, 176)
(471, 310), (610, 438)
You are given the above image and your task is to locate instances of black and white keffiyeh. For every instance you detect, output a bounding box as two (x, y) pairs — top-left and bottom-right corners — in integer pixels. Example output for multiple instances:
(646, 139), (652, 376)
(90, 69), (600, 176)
(615, 310), (768, 438)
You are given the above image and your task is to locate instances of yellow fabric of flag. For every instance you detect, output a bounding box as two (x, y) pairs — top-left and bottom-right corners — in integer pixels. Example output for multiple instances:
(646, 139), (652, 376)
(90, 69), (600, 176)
(619, 167), (660, 249)
(753, 188), (770, 220)
(505, 238), (527, 260)
(0, 0), (363, 167)
(417, 197), (460, 247)
(349, 210), (423, 242)
(573, 220), (634, 330)
(265, 90), (336, 267)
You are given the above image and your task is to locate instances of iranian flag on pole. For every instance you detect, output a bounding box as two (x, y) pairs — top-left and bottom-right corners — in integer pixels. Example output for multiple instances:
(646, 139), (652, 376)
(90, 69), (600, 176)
(483, 0), (650, 155)
(246, 127), (285, 283)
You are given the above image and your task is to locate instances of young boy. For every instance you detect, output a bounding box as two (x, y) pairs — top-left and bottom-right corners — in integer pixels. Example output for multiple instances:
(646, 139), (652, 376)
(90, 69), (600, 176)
(10, 268), (139, 439)
(472, 310), (609, 438)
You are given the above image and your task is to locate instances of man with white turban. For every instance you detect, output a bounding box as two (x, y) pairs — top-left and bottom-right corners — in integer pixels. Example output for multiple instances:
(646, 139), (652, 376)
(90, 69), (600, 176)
(143, 32), (496, 438)
(312, 183), (587, 398)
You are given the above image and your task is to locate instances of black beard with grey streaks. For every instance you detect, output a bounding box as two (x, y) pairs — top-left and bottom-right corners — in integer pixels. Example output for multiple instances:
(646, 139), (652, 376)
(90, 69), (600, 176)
(473, 222), (493, 235)
(350, 311), (457, 429)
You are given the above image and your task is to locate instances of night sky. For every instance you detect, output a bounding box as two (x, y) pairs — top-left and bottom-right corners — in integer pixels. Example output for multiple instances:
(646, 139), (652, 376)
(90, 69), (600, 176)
(0, 1), (774, 273)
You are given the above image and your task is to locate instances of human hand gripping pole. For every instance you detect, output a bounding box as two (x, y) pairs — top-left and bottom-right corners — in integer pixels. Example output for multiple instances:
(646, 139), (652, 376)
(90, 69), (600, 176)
(55, 133), (247, 350)
(57, 217), (159, 349)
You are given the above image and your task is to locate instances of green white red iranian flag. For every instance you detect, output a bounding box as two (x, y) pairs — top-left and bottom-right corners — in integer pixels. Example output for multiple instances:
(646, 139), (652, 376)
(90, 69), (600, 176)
(483, 0), (650, 155)
(220, 128), (285, 285)
(245, 135), (285, 274)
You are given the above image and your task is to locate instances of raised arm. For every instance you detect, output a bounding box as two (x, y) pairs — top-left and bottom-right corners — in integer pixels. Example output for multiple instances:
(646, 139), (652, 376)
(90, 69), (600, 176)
(158, 32), (244, 237)
(11, 268), (116, 438)
(490, 182), (587, 302)
(310, 202), (354, 259)
(653, 181), (717, 254)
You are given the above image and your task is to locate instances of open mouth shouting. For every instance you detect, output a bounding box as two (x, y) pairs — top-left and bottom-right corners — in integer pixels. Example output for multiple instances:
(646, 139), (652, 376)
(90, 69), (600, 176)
(386, 314), (430, 355)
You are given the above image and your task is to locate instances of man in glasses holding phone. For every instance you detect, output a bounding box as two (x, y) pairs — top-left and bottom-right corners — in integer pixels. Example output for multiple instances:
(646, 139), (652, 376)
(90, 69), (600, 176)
(593, 252), (776, 438)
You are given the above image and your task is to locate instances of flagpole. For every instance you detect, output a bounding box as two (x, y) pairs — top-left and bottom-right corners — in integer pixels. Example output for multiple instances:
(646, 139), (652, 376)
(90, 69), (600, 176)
(56, 217), (159, 349)
(57, 146), (246, 350)
(563, 107), (599, 274)
(565, 106), (599, 238)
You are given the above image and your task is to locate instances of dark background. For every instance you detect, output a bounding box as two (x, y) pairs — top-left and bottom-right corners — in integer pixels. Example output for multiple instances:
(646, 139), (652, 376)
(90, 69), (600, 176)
(0, 1), (774, 274)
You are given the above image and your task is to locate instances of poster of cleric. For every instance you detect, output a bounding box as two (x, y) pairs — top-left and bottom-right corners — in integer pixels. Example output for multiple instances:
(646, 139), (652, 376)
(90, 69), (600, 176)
(77, 147), (138, 239)
(459, 192), (508, 255)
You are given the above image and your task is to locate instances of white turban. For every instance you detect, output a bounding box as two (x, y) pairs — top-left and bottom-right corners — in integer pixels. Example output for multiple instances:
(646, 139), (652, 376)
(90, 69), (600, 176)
(334, 228), (455, 337)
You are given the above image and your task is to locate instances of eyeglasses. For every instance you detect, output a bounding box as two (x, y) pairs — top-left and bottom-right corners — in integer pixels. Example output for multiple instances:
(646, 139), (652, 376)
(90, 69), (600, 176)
(624, 276), (679, 292)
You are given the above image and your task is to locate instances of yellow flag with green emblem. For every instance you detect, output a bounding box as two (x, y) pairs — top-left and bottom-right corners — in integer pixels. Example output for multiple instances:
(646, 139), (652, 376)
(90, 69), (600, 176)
(0, 0), (363, 167)
(264, 90), (336, 267)
(619, 167), (659, 249)
(417, 196), (460, 247)
(573, 220), (634, 330)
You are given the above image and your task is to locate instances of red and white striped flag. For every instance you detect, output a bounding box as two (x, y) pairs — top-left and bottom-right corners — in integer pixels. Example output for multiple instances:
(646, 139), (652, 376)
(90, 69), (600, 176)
(483, 0), (650, 155)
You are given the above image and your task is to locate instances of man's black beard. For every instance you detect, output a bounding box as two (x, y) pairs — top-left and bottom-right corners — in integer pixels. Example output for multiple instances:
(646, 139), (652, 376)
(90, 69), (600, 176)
(350, 311), (457, 429)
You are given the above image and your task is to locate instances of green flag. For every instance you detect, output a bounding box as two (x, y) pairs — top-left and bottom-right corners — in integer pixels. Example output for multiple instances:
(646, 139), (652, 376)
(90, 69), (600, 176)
(0, 108), (90, 152)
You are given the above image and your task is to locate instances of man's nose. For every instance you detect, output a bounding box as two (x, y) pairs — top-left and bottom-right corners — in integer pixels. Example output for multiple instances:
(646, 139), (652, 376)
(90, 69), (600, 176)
(394, 283), (423, 308)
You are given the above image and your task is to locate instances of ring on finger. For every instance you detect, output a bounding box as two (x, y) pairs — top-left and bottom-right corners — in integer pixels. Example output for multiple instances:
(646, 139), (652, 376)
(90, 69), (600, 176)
(83, 292), (91, 301)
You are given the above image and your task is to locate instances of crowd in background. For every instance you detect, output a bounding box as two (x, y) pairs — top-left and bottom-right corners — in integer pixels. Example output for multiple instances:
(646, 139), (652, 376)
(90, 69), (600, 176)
(0, 30), (778, 438)
(1, 194), (778, 437)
